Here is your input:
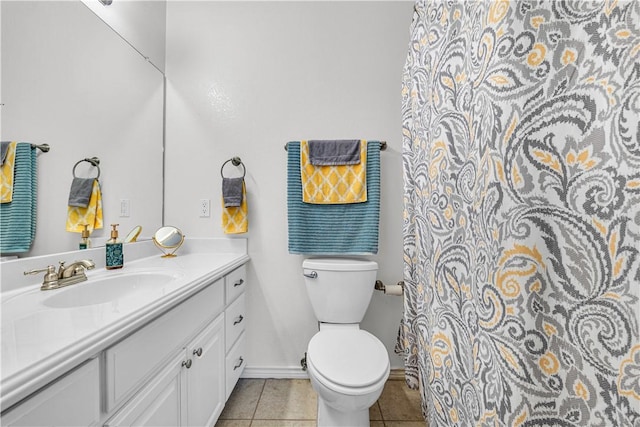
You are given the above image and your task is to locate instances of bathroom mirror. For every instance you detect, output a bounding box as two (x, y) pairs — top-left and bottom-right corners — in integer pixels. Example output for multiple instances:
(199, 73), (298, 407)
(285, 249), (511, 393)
(1, 1), (164, 258)
(152, 226), (184, 258)
(80, 0), (166, 73)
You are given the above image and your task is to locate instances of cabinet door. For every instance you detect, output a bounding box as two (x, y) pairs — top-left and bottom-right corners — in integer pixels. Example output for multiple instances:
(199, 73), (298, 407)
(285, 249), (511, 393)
(105, 352), (186, 427)
(185, 314), (225, 427)
(1, 358), (100, 427)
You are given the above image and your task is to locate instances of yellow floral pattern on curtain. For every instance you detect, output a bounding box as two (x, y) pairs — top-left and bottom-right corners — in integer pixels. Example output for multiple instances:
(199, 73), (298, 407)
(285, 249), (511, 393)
(398, 1), (640, 425)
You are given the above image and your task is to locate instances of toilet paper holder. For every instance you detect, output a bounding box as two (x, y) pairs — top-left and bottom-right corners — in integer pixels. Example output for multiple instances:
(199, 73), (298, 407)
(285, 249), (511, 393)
(374, 280), (404, 295)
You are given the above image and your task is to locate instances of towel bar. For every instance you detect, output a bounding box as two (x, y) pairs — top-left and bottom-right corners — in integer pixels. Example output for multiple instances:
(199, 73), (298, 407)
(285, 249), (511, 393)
(284, 141), (387, 151)
(30, 143), (50, 153)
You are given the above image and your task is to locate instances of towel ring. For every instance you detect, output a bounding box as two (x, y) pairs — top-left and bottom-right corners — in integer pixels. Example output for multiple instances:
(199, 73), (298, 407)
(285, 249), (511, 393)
(221, 157), (246, 179)
(73, 157), (101, 179)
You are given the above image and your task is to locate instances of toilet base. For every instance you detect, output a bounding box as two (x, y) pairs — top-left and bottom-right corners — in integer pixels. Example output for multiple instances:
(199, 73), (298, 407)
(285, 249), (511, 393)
(317, 398), (369, 427)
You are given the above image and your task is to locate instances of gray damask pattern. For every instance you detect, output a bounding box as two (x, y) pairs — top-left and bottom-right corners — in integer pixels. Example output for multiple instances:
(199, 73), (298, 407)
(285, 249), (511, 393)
(398, 1), (640, 425)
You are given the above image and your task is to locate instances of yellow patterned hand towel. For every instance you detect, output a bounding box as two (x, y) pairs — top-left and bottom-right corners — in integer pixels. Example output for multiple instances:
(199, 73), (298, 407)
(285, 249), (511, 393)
(66, 179), (103, 232)
(222, 181), (248, 234)
(300, 140), (367, 204)
(1, 142), (17, 203)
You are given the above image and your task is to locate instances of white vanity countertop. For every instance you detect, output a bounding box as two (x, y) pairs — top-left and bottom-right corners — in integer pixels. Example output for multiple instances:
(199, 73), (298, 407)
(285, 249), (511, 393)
(0, 238), (249, 410)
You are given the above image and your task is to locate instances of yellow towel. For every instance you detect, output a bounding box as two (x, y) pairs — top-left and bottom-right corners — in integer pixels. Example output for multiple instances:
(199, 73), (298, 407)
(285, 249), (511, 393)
(222, 181), (248, 234)
(66, 179), (103, 232)
(1, 142), (17, 203)
(300, 140), (367, 204)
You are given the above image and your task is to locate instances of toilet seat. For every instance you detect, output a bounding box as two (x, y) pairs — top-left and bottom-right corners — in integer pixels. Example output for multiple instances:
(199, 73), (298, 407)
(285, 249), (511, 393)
(307, 329), (389, 390)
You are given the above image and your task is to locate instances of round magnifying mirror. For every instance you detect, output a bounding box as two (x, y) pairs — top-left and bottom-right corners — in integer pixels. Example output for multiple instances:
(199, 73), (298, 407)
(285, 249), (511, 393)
(152, 226), (185, 258)
(124, 225), (142, 243)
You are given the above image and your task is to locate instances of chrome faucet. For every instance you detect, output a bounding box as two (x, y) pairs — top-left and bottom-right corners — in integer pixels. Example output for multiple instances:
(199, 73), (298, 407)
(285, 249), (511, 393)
(25, 259), (96, 291)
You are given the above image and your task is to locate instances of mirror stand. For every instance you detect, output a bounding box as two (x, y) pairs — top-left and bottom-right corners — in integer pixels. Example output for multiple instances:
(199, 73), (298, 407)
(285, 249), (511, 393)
(152, 226), (184, 258)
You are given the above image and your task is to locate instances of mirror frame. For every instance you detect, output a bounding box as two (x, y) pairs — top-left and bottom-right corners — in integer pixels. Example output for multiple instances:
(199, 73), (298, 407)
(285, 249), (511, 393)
(152, 226), (184, 258)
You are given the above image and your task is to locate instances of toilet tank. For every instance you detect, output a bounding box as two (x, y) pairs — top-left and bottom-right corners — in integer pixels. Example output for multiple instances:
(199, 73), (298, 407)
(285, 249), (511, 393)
(303, 258), (378, 324)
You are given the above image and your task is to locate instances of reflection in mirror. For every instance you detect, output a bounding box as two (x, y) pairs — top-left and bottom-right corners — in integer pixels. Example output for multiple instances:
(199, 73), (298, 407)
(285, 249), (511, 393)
(124, 226), (142, 243)
(152, 226), (184, 258)
(81, 0), (167, 73)
(1, 1), (164, 257)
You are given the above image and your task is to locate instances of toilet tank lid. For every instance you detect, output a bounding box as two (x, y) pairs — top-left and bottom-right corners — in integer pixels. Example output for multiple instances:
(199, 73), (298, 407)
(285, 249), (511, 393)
(303, 258), (378, 272)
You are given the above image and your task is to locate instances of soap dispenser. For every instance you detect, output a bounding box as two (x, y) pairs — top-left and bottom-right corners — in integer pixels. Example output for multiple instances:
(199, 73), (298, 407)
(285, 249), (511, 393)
(106, 223), (123, 270)
(79, 224), (92, 250)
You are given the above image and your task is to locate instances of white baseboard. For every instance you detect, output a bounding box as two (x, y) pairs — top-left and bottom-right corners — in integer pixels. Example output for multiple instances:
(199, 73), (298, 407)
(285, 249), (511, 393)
(241, 366), (309, 379)
(241, 367), (406, 381)
(388, 369), (406, 381)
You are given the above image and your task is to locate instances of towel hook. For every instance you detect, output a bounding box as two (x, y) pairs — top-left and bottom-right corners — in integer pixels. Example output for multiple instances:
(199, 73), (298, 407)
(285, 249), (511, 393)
(72, 157), (101, 179)
(221, 156), (246, 179)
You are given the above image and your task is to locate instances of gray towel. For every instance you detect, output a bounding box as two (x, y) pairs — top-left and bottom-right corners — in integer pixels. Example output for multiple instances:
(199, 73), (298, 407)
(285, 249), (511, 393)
(222, 177), (244, 207)
(68, 178), (95, 207)
(1, 141), (11, 166)
(308, 140), (361, 166)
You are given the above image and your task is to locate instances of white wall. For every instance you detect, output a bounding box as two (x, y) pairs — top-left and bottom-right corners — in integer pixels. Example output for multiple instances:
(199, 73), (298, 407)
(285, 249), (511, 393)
(1, 1), (164, 257)
(165, 1), (413, 373)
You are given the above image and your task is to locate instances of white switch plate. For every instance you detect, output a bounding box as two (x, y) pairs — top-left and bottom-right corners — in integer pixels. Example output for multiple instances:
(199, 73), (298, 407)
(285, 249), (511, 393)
(199, 199), (210, 217)
(120, 199), (130, 217)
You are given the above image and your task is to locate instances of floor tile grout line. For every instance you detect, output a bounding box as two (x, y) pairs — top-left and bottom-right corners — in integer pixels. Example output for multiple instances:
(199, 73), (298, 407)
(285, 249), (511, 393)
(248, 379), (267, 426)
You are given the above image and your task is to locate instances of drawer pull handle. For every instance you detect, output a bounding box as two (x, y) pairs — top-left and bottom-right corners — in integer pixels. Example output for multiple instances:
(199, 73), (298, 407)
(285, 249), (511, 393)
(234, 315), (244, 325)
(182, 359), (192, 369)
(193, 347), (203, 357)
(234, 357), (244, 370)
(234, 279), (244, 287)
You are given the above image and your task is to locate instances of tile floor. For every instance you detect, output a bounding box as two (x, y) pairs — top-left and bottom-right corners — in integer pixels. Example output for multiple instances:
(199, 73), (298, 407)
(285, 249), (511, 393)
(216, 378), (425, 427)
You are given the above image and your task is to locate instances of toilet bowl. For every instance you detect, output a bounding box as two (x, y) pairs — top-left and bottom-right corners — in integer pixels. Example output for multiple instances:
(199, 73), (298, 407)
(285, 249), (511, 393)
(302, 258), (389, 426)
(306, 325), (390, 426)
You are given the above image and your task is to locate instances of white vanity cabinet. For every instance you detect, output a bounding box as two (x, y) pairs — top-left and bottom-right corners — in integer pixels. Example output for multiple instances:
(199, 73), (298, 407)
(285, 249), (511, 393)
(103, 279), (225, 413)
(1, 260), (249, 427)
(106, 265), (247, 427)
(105, 314), (225, 427)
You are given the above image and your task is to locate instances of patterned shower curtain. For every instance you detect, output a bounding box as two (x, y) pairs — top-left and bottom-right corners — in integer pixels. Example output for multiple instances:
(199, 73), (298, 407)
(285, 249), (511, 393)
(398, 1), (640, 426)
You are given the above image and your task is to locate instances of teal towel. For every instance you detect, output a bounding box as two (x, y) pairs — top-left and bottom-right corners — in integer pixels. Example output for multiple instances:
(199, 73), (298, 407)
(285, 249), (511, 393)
(1, 143), (37, 254)
(287, 141), (380, 254)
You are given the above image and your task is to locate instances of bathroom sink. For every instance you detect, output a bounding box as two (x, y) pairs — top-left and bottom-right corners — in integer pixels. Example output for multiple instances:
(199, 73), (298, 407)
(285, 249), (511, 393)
(43, 271), (183, 309)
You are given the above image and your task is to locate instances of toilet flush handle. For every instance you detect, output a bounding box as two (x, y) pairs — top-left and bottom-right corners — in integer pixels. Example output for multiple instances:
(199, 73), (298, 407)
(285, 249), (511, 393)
(303, 271), (318, 279)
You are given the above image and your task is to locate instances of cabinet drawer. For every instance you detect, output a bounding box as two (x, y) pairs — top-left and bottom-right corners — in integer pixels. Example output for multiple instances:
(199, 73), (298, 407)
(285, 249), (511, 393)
(225, 332), (246, 400)
(225, 265), (246, 304)
(225, 293), (246, 352)
(105, 279), (224, 412)
(2, 358), (100, 427)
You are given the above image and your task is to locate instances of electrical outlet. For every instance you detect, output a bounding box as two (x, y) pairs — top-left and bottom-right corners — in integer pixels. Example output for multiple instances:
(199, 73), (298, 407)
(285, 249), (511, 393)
(120, 199), (130, 217)
(199, 199), (210, 217)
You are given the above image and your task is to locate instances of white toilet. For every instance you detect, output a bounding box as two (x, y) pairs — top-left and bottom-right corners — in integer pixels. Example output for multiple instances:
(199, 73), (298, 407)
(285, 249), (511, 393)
(303, 258), (390, 427)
